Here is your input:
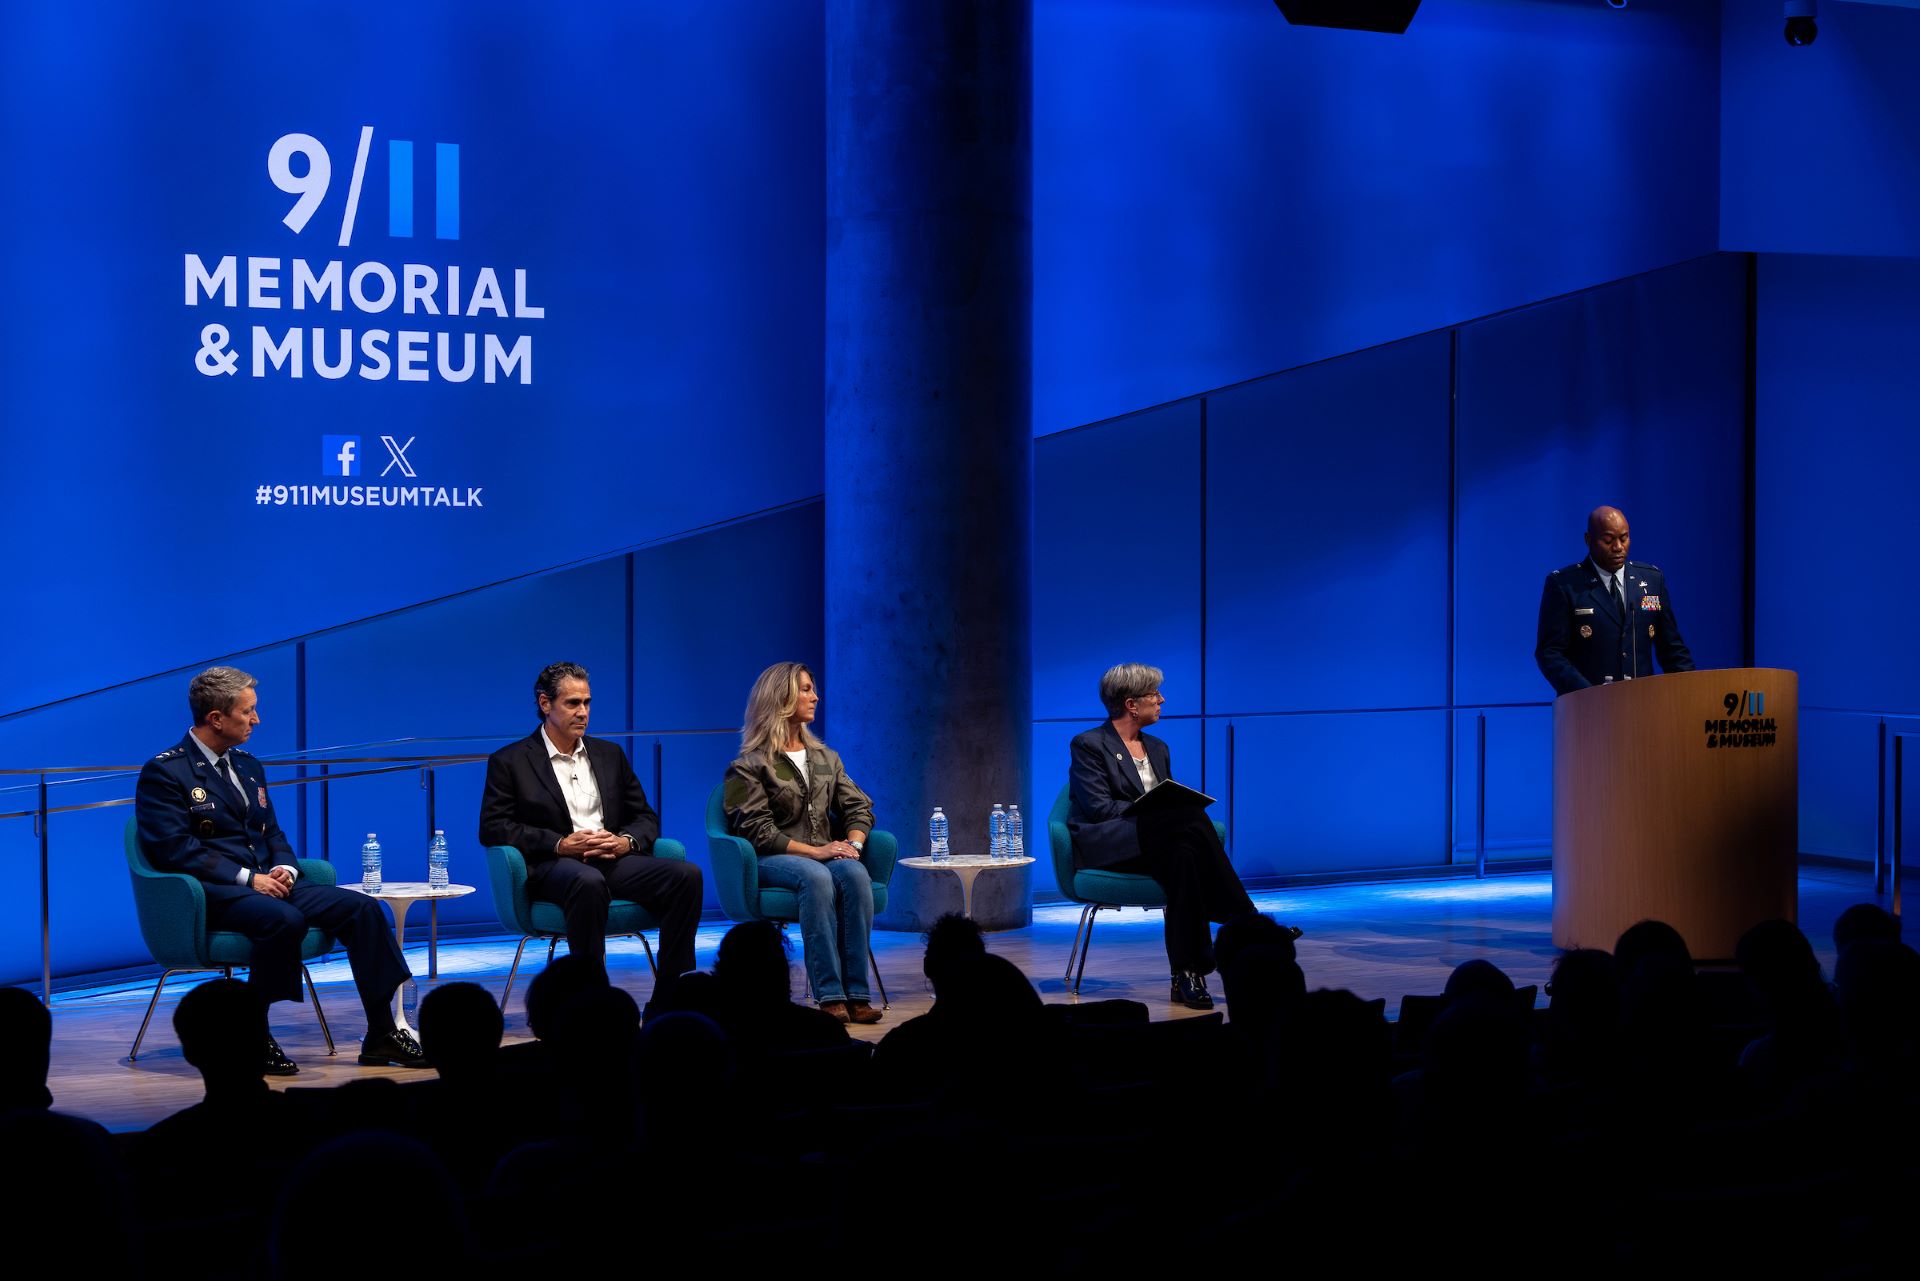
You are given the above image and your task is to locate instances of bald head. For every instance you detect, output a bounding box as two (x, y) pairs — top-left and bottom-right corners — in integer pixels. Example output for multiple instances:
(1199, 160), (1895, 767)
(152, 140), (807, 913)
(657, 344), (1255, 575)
(1584, 507), (1630, 574)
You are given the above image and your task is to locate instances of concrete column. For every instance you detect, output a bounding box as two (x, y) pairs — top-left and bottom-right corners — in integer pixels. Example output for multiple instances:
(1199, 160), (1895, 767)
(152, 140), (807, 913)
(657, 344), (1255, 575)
(825, 0), (1031, 897)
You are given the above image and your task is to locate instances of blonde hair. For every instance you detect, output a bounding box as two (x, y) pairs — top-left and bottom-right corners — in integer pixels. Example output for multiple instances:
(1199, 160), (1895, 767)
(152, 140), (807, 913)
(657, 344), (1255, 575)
(740, 662), (824, 757)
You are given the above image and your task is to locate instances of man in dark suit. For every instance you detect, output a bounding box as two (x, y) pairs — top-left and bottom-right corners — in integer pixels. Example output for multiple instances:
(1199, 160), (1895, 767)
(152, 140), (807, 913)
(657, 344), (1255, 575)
(1068, 663), (1256, 1009)
(477, 661), (703, 979)
(1536, 505), (1695, 697)
(134, 667), (424, 1073)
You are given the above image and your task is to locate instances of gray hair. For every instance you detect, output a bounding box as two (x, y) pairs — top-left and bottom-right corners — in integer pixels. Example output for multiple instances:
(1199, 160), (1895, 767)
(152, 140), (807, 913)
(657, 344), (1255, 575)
(189, 667), (257, 723)
(534, 662), (591, 718)
(1099, 663), (1165, 718)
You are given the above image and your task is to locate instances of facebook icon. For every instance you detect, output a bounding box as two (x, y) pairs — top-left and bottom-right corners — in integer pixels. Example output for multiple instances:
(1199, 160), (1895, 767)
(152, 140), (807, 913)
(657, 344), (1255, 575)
(322, 435), (361, 477)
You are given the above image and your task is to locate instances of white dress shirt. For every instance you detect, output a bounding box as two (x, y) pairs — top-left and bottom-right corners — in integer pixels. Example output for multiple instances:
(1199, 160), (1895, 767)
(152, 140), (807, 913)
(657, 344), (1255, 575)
(543, 728), (606, 832)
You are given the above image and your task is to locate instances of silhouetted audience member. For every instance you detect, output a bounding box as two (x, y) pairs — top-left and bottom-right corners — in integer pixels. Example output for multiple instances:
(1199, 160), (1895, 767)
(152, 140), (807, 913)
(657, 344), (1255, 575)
(521, 952), (608, 1043)
(0, 986), (53, 1112)
(1832, 902), (1901, 957)
(1444, 957), (1517, 1004)
(132, 978), (315, 1273)
(711, 920), (849, 1055)
(1214, 914), (1308, 1095)
(922, 911), (988, 991)
(1734, 919), (1841, 1108)
(270, 1132), (465, 1281)
(1537, 948), (1620, 1091)
(874, 950), (1048, 1100)
(419, 980), (504, 1080)
(412, 982), (517, 1192)
(0, 1109), (132, 1272)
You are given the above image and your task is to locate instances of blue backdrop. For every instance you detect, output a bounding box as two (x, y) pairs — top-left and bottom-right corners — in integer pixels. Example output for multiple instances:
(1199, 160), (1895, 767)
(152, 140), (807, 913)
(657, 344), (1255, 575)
(1033, 0), (1721, 434)
(0, 0), (824, 713)
(1755, 254), (1920, 863)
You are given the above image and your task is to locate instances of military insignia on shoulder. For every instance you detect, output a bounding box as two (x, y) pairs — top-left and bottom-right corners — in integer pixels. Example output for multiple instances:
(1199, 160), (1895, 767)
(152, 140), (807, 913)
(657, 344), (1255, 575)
(155, 747), (183, 760)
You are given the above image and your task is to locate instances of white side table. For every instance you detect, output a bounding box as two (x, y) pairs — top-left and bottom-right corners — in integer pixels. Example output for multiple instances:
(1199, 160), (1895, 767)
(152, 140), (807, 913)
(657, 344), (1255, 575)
(893, 855), (1035, 929)
(342, 882), (475, 1032)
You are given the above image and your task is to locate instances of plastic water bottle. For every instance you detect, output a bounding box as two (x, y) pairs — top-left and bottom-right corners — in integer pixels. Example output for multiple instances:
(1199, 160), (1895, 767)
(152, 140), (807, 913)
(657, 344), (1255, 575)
(989, 804), (1008, 862)
(428, 829), (449, 890)
(1007, 804), (1025, 862)
(360, 833), (382, 894)
(929, 807), (950, 864)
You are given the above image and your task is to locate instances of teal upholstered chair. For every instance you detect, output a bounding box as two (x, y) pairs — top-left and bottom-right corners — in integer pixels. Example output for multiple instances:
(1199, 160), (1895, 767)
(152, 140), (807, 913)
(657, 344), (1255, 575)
(704, 782), (896, 1007)
(1048, 784), (1229, 994)
(483, 838), (689, 1006)
(123, 816), (337, 1061)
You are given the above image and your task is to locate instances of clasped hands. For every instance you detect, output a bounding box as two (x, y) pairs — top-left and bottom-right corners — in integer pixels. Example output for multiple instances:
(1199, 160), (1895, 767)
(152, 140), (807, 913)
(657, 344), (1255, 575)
(556, 829), (631, 861)
(250, 865), (297, 898)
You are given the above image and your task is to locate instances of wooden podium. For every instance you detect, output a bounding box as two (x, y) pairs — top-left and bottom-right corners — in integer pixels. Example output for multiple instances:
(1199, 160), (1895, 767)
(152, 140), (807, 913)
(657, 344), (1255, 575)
(1552, 667), (1798, 959)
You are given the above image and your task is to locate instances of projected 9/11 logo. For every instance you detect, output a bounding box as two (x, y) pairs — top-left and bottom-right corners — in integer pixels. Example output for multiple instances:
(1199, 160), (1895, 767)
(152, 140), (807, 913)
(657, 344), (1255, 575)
(269, 129), (459, 247)
(183, 125), (543, 385)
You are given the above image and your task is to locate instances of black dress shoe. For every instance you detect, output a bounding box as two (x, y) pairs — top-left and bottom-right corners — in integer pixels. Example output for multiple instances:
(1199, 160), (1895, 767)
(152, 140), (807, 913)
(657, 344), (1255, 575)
(264, 1034), (299, 1077)
(1171, 972), (1214, 1010)
(358, 1026), (430, 1069)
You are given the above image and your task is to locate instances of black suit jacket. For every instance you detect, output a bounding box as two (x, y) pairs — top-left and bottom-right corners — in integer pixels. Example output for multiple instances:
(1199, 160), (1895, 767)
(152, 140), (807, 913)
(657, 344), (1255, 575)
(1067, 722), (1173, 870)
(1535, 558), (1694, 697)
(476, 730), (659, 862)
(135, 733), (299, 903)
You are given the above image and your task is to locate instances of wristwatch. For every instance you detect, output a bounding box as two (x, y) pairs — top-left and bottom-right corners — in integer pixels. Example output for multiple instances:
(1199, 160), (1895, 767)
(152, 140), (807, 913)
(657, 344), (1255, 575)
(625, 833), (639, 854)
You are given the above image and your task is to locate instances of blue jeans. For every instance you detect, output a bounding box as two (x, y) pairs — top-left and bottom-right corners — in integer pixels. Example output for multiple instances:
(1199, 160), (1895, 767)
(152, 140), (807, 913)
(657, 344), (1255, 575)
(757, 854), (873, 1003)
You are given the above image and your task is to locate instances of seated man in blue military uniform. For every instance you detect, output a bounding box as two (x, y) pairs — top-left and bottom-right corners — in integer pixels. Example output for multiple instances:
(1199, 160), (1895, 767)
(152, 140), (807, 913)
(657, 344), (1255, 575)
(1535, 505), (1694, 697)
(135, 666), (426, 1074)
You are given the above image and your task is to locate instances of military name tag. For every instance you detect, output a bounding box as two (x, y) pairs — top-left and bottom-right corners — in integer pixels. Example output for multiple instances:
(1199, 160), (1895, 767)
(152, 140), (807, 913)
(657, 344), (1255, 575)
(1639, 595), (1662, 611)
(1574, 608), (1595, 616)
(190, 802), (215, 813)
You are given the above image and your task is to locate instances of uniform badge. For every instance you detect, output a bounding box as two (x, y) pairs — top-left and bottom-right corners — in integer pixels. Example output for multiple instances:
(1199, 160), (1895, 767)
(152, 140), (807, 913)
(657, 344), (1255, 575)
(1579, 624), (1593, 638)
(1648, 623), (1656, 638)
(190, 787), (207, 803)
(1639, 595), (1662, 611)
(257, 786), (269, 808)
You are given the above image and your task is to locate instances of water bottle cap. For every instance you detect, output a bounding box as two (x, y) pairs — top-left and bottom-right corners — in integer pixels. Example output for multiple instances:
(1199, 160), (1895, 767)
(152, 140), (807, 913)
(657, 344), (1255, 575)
(433, 829), (444, 836)
(366, 833), (376, 839)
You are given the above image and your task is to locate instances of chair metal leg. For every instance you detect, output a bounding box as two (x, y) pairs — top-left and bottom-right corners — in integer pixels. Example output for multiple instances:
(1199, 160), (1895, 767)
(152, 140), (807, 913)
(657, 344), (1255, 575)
(129, 968), (184, 1061)
(546, 937), (561, 964)
(302, 965), (336, 1055)
(869, 946), (890, 1010)
(501, 936), (532, 1008)
(1072, 905), (1104, 995)
(635, 933), (657, 975)
(1064, 904), (1094, 982)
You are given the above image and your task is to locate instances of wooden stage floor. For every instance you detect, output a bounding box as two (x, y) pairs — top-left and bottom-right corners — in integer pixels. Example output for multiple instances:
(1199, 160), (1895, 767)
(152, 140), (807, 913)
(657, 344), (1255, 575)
(37, 864), (1896, 1132)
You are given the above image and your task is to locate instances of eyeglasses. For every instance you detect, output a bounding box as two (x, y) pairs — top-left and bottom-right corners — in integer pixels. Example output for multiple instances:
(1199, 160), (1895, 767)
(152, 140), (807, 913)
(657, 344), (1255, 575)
(1129, 693), (1165, 705)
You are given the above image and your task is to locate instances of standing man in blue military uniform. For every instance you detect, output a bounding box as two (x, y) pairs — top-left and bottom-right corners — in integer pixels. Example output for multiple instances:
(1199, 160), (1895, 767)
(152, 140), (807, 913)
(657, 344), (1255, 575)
(1535, 505), (1694, 696)
(135, 666), (427, 1074)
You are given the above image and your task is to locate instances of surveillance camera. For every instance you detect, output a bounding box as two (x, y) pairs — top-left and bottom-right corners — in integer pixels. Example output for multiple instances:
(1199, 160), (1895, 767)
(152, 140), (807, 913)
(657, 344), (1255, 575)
(1784, 0), (1817, 46)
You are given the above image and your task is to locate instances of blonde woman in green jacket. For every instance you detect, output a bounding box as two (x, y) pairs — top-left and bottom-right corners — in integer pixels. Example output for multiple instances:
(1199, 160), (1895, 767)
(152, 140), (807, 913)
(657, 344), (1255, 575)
(722, 662), (881, 1024)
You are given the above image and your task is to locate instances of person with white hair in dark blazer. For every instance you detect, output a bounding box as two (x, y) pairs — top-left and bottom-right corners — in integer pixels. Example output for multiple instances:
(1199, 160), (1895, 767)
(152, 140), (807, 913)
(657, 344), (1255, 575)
(1068, 663), (1257, 1010)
